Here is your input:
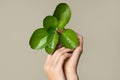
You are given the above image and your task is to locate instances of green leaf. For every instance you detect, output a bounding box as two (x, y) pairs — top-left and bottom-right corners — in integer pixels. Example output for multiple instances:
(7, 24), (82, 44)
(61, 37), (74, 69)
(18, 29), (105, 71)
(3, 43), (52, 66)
(53, 3), (71, 30)
(29, 28), (48, 50)
(47, 27), (56, 34)
(59, 29), (79, 49)
(45, 33), (58, 54)
(43, 15), (58, 30)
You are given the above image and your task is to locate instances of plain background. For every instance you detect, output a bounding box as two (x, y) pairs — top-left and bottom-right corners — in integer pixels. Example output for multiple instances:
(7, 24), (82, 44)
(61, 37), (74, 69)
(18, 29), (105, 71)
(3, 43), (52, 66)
(0, 0), (120, 80)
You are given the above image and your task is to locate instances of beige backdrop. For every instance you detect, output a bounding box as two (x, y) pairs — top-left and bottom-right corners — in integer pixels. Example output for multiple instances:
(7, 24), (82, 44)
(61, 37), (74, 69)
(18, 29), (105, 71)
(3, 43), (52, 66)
(0, 0), (120, 80)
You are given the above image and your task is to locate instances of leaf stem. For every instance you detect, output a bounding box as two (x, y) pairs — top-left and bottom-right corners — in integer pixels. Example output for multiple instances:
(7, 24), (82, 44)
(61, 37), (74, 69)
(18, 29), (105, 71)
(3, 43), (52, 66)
(57, 29), (64, 34)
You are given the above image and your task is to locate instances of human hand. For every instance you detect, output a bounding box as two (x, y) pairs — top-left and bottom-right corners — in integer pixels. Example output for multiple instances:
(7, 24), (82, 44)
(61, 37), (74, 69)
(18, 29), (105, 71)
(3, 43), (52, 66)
(44, 34), (83, 80)
(44, 47), (73, 80)
(64, 34), (83, 80)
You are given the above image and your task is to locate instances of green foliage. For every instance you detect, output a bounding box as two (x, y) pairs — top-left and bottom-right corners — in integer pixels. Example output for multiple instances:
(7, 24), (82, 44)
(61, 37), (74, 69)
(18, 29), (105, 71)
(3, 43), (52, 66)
(43, 16), (58, 30)
(29, 28), (48, 49)
(59, 29), (79, 49)
(29, 3), (79, 54)
(53, 3), (71, 30)
(45, 33), (59, 54)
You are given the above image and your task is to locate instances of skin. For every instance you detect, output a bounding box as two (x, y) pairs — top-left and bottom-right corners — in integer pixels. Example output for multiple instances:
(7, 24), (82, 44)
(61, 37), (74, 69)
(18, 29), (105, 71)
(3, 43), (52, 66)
(44, 34), (83, 80)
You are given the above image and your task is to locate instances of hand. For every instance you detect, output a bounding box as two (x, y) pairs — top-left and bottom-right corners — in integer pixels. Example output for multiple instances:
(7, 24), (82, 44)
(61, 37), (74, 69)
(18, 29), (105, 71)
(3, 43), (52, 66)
(44, 47), (73, 80)
(64, 34), (83, 80)
(44, 34), (83, 80)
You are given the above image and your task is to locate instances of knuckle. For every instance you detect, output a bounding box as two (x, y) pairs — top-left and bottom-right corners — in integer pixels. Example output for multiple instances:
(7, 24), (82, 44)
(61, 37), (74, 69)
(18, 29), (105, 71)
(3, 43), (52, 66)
(79, 47), (83, 52)
(46, 65), (51, 70)
(44, 64), (50, 71)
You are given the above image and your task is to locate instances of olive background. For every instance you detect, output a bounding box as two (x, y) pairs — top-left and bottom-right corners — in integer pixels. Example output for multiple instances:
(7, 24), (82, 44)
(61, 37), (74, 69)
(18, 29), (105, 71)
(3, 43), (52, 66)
(0, 0), (120, 80)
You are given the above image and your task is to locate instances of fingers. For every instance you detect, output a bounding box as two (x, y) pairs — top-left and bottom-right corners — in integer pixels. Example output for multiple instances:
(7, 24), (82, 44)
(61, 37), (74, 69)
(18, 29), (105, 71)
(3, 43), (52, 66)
(44, 47), (73, 71)
(44, 33), (83, 72)
(76, 34), (83, 52)
(44, 55), (52, 71)
(50, 47), (73, 67)
(44, 48), (71, 80)
(70, 34), (83, 64)
(56, 53), (72, 67)
(45, 55), (52, 65)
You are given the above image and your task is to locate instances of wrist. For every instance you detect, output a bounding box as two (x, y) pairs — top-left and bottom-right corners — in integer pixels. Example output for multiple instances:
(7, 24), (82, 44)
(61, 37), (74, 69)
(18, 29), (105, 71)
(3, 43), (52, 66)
(65, 70), (79, 80)
(66, 74), (79, 80)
